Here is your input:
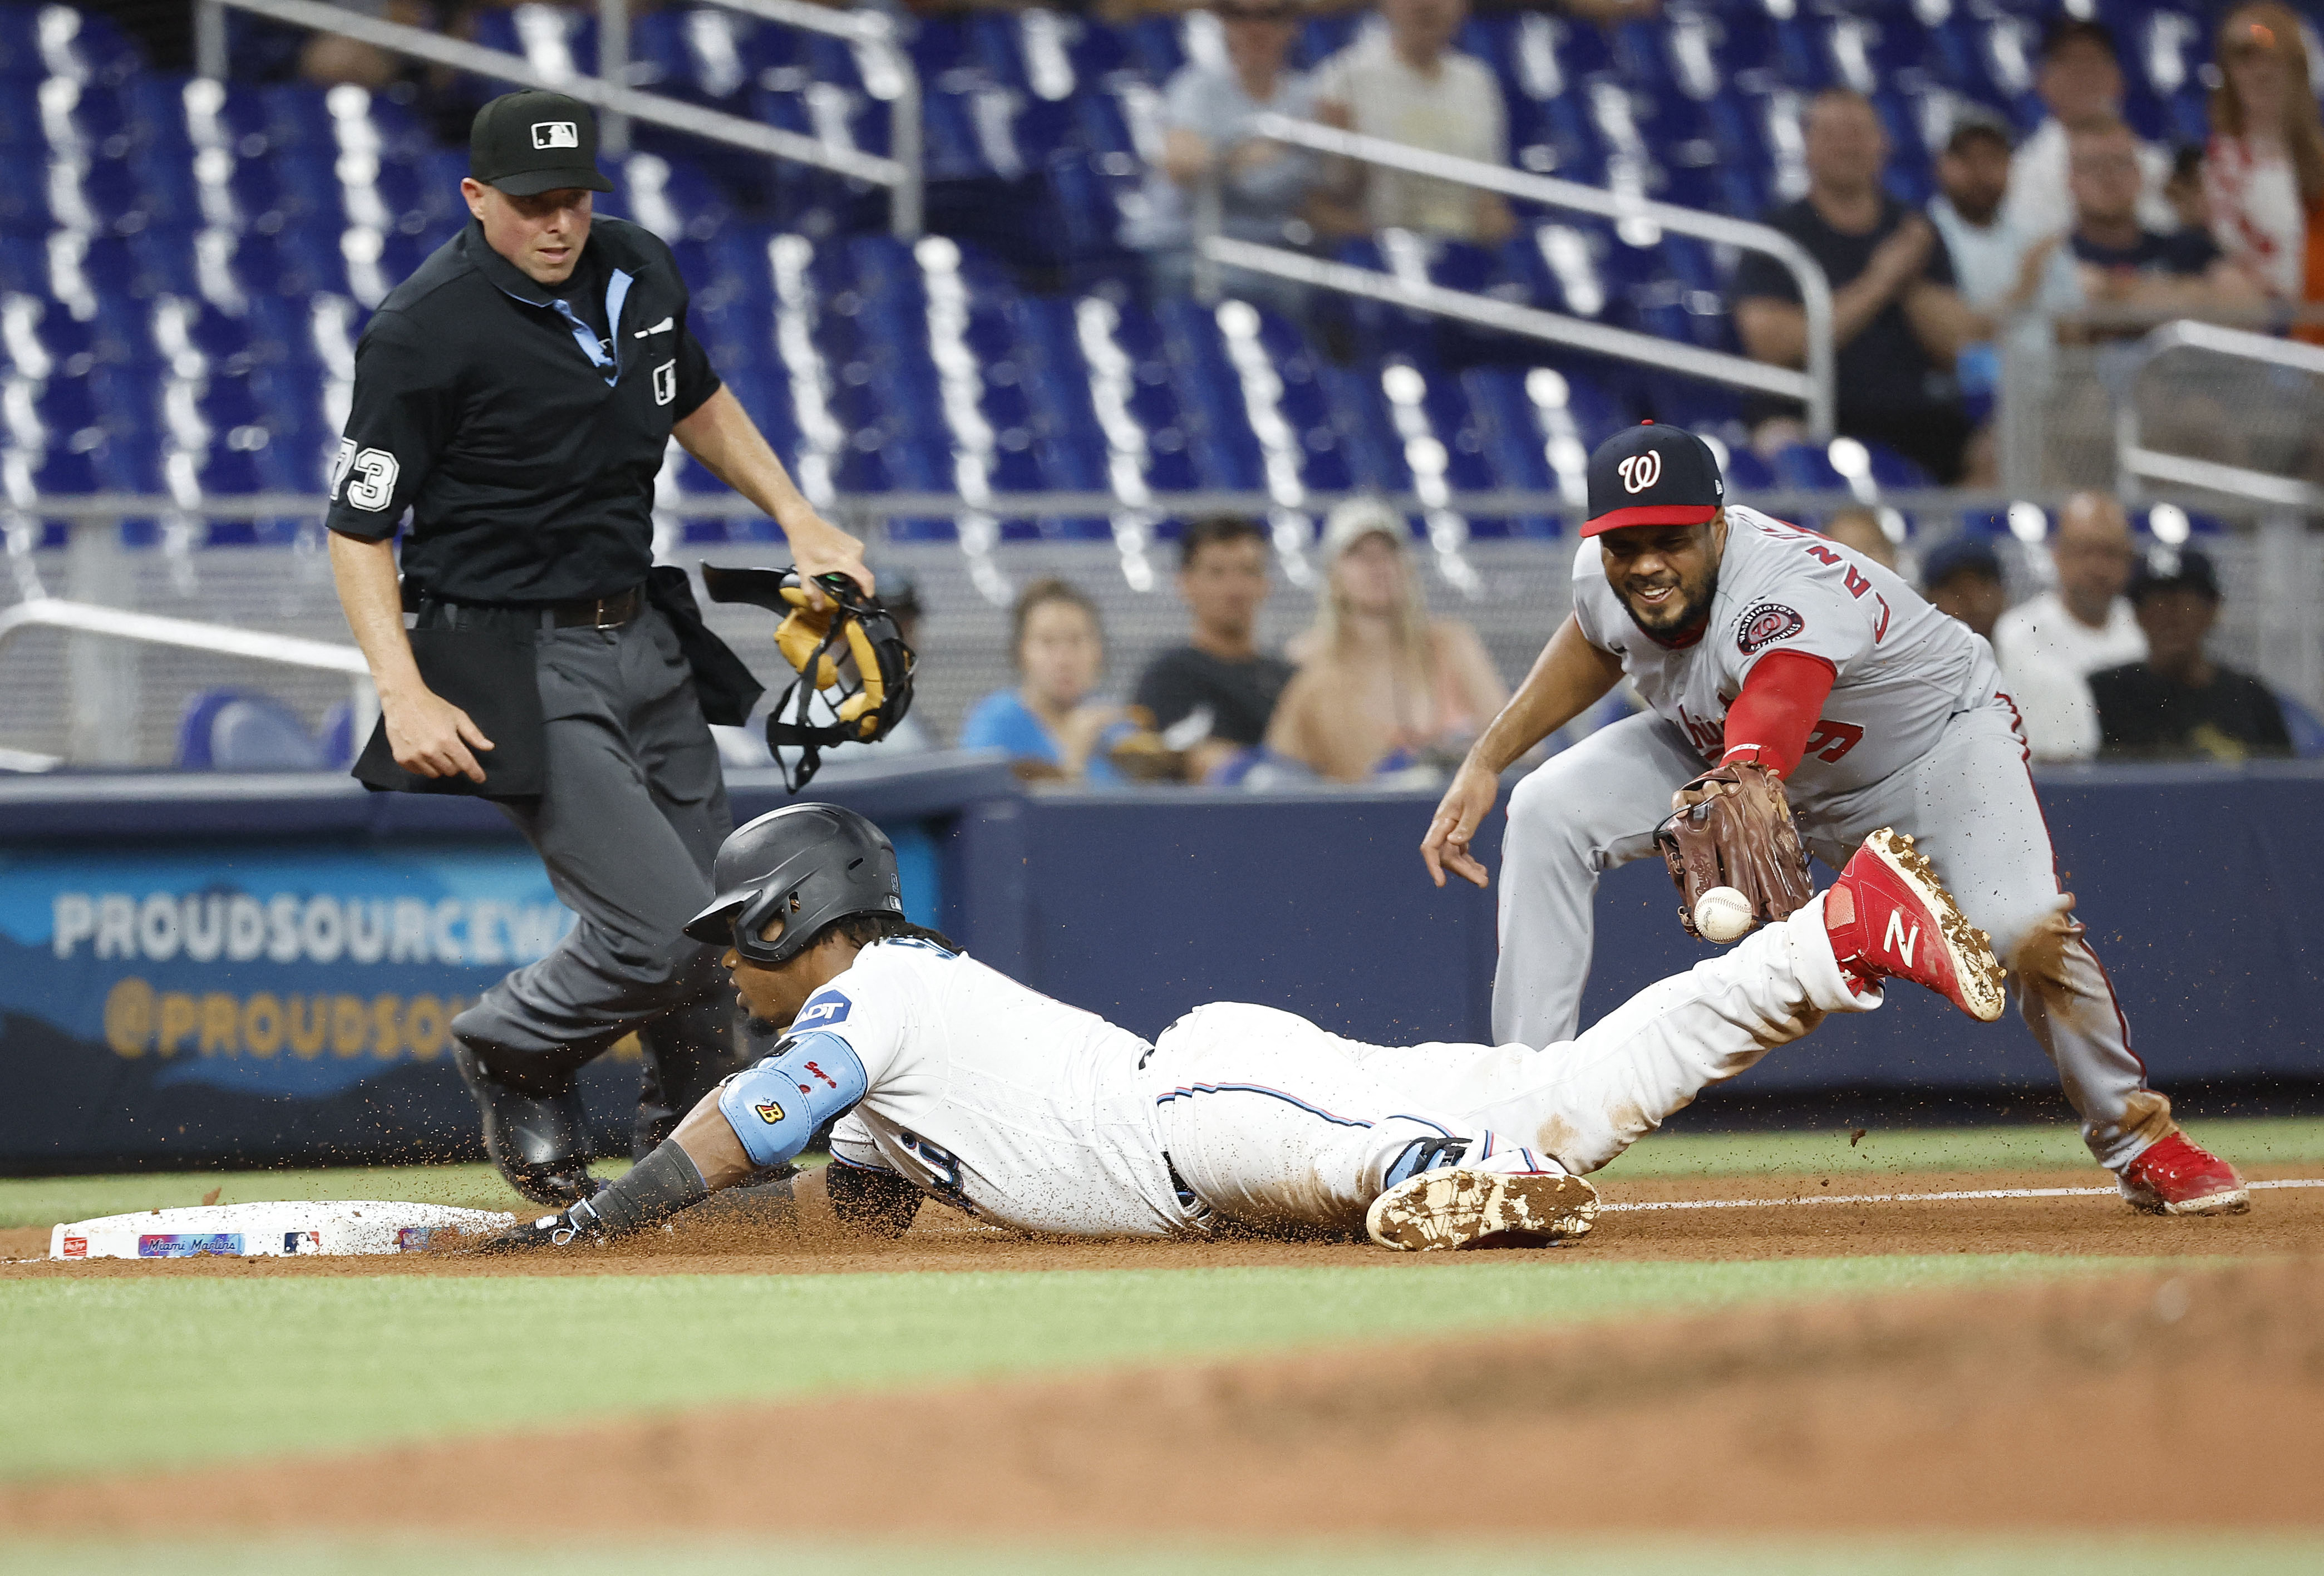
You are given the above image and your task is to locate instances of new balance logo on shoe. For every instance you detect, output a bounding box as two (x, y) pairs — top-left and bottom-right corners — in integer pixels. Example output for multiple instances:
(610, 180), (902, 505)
(1883, 910), (1920, 966)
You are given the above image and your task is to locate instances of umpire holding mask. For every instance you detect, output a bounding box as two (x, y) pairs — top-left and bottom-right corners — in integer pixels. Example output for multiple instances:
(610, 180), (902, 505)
(326, 91), (874, 1206)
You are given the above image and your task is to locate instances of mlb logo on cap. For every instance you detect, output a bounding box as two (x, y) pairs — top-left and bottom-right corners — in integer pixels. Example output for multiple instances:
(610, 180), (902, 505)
(531, 121), (579, 150)
(1582, 422), (1726, 538)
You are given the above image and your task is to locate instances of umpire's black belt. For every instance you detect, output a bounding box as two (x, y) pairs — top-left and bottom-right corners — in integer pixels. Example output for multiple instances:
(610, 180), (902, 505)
(414, 584), (645, 632)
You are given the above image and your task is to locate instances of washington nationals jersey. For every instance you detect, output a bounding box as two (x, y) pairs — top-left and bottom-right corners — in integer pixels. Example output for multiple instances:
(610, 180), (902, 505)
(1570, 505), (1996, 799)
(803, 938), (1184, 1237)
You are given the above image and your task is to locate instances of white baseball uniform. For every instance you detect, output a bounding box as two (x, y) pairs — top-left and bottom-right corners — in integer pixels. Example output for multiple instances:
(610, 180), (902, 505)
(1495, 505), (2173, 1169)
(810, 910), (1874, 1239)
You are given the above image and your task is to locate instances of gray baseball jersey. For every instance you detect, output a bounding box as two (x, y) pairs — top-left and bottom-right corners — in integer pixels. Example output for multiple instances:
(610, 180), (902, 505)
(1569, 504), (2000, 798)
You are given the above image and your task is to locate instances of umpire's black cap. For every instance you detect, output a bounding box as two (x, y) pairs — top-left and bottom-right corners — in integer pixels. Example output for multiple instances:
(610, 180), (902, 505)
(1583, 422), (1725, 538)
(470, 90), (616, 196)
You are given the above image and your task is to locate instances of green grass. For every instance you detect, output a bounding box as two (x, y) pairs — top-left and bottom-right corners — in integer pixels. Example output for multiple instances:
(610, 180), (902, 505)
(0, 1254), (2157, 1482)
(6, 1535), (2322, 1576)
(7, 1117), (2316, 1230)
(1600, 1114), (2324, 1179)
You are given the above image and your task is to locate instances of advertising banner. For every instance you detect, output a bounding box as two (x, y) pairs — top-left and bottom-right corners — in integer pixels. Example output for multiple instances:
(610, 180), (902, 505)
(0, 843), (619, 1167)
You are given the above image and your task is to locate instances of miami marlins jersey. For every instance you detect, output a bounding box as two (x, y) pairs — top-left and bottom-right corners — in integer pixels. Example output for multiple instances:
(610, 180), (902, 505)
(803, 939), (1185, 1237)
(1570, 504), (2000, 799)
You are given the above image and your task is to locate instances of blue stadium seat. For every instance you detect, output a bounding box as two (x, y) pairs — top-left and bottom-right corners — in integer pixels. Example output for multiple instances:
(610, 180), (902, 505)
(176, 689), (336, 771)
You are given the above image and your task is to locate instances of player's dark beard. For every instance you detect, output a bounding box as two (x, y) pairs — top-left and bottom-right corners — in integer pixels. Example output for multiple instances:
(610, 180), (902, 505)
(1620, 562), (1721, 642)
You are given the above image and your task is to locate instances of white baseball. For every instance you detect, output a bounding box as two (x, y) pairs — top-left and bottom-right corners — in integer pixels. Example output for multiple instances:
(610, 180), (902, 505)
(1693, 885), (1755, 943)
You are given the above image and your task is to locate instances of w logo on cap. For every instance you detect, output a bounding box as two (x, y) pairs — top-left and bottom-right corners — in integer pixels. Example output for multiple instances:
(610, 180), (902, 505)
(1617, 450), (1663, 493)
(530, 121), (579, 150)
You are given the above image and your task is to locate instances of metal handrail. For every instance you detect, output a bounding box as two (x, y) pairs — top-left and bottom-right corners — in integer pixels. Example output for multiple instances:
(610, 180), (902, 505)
(2115, 319), (2324, 510)
(1195, 114), (1836, 438)
(12, 486), (2271, 525)
(194, 0), (923, 238)
(0, 597), (371, 675)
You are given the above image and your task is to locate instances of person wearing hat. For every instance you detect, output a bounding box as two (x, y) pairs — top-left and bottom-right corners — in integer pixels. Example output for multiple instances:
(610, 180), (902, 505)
(1262, 499), (1505, 783)
(1918, 534), (2008, 641)
(1419, 422), (2251, 1217)
(324, 91), (873, 1206)
(2089, 545), (2291, 760)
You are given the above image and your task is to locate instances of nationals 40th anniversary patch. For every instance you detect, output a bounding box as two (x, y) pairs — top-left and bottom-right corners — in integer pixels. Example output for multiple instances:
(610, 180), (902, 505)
(1736, 602), (1805, 654)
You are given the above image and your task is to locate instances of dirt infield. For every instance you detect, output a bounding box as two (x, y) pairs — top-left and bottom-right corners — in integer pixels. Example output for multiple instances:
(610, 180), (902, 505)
(7, 1259), (2318, 1536)
(6, 1165), (2320, 1277)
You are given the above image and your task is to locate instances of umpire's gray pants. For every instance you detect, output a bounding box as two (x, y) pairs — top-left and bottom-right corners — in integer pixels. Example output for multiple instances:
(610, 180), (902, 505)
(1494, 704), (2174, 1170)
(449, 607), (738, 1155)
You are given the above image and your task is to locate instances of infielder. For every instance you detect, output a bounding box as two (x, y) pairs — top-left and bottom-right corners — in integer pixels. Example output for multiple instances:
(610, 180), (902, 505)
(1420, 423), (2246, 1216)
(487, 798), (2003, 1254)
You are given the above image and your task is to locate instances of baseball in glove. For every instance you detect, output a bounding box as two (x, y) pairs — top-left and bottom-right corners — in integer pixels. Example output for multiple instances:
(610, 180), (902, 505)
(1653, 761), (1815, 940)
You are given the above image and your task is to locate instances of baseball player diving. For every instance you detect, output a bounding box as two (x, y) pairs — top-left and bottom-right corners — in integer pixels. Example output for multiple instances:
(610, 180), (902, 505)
(1420, 423), (2247, 1217)
(486, 795), (2004, 1254)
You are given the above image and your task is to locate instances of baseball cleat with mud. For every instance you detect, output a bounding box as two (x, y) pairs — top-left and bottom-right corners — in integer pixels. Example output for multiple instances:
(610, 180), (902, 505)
(2117, 1130), (2250, 1215)
(1366, 1165), (1599, 1252)
(1825, 828), (2008, 1022)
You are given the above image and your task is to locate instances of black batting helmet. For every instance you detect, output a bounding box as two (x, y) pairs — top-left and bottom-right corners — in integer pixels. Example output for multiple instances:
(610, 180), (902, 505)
(682, 803), (903, 967)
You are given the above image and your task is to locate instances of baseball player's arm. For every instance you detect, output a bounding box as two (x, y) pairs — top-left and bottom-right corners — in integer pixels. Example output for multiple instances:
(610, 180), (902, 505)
(329, 534), (494, 782)
(1421, 614), (1624, 889)
(1711, 649), (1836, 780)
(673, 385), (873, 607)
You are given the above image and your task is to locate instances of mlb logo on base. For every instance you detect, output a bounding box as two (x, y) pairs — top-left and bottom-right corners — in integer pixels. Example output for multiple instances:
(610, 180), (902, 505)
(530, 120), (579, 150)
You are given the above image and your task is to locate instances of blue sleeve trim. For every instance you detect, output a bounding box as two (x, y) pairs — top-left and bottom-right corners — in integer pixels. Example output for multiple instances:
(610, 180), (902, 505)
(717, 1030), (869, 1170)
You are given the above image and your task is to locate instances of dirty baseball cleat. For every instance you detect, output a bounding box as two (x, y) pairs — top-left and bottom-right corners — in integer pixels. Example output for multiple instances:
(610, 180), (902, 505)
(2118, 1131), (2249, 1216)
(1825, 828), (2008, 1022)
(454, 1040), (600, 1208)
(1366, 1150), (1598, 1252)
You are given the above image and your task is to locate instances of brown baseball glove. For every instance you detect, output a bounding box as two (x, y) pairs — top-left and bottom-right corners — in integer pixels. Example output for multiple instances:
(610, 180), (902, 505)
(1654, 761), (1815, 940)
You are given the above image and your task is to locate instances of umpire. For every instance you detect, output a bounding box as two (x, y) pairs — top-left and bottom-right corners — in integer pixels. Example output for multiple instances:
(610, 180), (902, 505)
(324, 91), (872, 1205)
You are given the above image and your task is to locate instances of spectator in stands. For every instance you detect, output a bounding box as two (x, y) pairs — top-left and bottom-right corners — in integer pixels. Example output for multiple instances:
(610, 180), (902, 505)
(1732, 88), (1980, 484)
(1919, 535), (2008, 643)
(2064, 119), (2262, 323)
(2090, 545), (2291, 761)
(1309, 0), (1516, 246)
(1991, 493), (2146, 761)
(1133, 516), (1293, 782)
(1264, 500), (1504, 782)
(1125, 1), (1323, 322)
(1823, 505), (1898, 571)
(1929, 114), (2077, 365)
(962, 579), (1135, 786)
(2203, 3), (2324, 314)
(2001, 18), (2176, 241)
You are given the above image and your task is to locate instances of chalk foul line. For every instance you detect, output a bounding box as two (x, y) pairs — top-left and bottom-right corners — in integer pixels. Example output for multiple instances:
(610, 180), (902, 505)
(1599, 1178), (2324, 1213)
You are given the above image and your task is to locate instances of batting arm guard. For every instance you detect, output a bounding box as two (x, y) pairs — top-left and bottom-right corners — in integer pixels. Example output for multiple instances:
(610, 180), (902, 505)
(716, 1031), (870, 1170)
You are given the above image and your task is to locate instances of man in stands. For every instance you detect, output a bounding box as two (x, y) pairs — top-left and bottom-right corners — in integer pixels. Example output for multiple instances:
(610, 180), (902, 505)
(2002, 17), (2177, 241)
(1919, 535), (2009, 644)
(2062, 119), (2261, 323)
(1991, 493), (2145, 761)
(1732, 88), (1980, 482)
(2091, 546), (2291, 761)
(1133, 516), (1294, 784)
(1309, 0), (1516, 246)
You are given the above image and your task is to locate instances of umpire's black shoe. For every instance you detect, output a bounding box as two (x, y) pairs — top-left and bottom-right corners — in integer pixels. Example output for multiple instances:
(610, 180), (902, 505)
(453, 1038), (600, 1208)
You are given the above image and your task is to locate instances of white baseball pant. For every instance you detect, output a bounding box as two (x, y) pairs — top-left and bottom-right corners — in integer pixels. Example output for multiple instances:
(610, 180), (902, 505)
(1143, 900), (1873, 1234)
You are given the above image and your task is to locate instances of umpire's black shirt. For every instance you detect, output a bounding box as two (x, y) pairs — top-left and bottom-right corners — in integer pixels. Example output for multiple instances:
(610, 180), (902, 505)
(323, 216), (720, 604)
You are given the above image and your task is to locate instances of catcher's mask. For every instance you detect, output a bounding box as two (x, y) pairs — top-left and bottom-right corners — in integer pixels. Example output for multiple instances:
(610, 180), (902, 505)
(682, 803), (904, 967)
(700, 564), (917, 792)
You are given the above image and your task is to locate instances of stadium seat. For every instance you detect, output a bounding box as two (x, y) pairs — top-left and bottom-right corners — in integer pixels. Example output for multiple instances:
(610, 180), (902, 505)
(176, 688), (337, 771)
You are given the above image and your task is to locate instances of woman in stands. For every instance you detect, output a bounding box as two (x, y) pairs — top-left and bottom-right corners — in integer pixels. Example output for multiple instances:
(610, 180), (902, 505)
(1263, 500), (1504, 783)
(960, 578), (1139, 786)
(2203, 2), (2324, 331)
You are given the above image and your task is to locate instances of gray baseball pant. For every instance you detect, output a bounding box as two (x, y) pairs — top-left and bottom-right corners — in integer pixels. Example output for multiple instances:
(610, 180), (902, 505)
(449, 607), (741, 1158)
(1493, 704), (2173, 1169)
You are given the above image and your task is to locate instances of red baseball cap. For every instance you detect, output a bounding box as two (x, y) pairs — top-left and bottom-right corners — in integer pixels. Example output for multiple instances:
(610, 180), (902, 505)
(1582, 422), (1726, 537)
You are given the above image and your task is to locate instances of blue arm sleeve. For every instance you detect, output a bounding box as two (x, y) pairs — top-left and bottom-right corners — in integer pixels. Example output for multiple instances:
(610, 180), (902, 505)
(716, 1030), (870, 1169)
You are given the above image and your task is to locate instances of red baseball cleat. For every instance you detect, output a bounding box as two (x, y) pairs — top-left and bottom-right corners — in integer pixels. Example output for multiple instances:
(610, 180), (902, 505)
(2118, 1131), (2250, 1215)
(1826, 829), (2008, 1022)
